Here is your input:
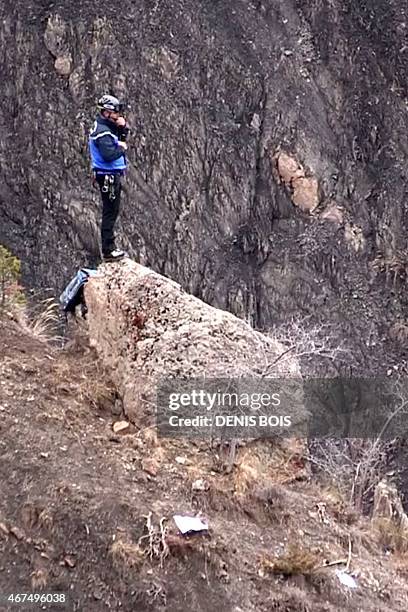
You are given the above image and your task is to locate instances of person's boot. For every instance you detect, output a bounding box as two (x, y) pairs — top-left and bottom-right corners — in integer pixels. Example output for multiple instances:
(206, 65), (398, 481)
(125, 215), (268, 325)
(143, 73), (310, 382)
(103, 249), (126, 262)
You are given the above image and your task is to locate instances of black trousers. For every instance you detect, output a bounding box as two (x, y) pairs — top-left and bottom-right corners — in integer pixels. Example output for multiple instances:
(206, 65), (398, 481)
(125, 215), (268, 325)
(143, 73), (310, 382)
(95, 173), (122, 256)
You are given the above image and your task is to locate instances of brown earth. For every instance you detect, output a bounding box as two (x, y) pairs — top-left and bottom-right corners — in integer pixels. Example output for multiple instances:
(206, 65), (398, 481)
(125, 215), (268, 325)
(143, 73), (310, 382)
(1, 317), (408, 611)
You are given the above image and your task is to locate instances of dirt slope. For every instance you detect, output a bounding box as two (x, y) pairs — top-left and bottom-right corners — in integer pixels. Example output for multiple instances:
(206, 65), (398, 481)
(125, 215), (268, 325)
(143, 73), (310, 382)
(0, 318), (407, 611)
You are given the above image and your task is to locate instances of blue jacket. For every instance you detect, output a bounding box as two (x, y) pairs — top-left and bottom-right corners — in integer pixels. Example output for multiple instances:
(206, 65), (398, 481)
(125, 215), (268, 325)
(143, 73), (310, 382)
(89, 115), (127, 173)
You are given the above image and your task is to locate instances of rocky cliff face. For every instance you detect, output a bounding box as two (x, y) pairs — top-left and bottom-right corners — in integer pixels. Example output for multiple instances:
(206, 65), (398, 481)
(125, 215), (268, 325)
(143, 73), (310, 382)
(1, 0), (408, 370)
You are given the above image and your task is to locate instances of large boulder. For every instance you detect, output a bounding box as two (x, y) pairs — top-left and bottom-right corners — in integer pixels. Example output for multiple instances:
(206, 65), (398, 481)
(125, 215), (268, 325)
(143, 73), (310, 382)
(84, 259), (298, 424)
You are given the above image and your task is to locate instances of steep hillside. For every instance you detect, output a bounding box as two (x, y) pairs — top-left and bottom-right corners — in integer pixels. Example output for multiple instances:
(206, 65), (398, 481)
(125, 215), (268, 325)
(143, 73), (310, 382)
(1, 0), (408, 372)
(1, 299), (408, 611)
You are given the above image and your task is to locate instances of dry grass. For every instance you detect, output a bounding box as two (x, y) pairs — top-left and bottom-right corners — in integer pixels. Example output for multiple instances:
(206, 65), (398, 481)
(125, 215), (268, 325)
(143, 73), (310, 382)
(248, 484), (291, 525)
(111, 517), (171, 572)
(234, 452), (265, 495)
(261, 543), (321, 577)
(232, 439), (308, 496)
(20, 502), (39, 529)
(392, 553), (408, 579)
(373, 250), (408, 286)
(373, 517), (408, 554)
(265, 584), (312, 612)
(318, 485), (359, 525)
(14, 298), (61, 342)
(31, 569), (48, 590)
(38, 508), (54, 531)
(79, 375), (117, 412)
(110, 538), (145, 570)
(53, 347), (118, 415)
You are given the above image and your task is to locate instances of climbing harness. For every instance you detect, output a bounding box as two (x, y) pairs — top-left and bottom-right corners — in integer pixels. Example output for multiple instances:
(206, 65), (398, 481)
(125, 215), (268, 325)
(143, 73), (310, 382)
(101, 174), (116, 201)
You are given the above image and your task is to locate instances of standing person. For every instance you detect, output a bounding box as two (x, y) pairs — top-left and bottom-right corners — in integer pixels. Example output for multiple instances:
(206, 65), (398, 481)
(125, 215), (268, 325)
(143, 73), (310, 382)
(89, 94), (130, 261)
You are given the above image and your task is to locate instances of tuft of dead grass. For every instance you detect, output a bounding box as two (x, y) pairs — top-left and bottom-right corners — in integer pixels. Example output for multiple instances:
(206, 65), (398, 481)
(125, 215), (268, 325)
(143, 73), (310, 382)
(373, 517), (408, 554)
(55, 348), (118, 416)
(38, 509), (54, 531)
(13, 298), (61, 342)
(261, 543), (321, 577)
(264, 584), (312, 612)
(81, 377), (117, 413)
(110, 537), (145, 570)
(392, 553), (408, 579)
(248, 484), (290, 525)
(21, 502), (39, 529)
(373, 250), (408, 286)
(31, 569), (48, 590)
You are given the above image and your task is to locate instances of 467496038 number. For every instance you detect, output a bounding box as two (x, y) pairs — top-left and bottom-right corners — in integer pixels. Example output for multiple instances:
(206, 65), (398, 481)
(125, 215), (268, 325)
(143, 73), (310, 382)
(1, 593), (67, 605)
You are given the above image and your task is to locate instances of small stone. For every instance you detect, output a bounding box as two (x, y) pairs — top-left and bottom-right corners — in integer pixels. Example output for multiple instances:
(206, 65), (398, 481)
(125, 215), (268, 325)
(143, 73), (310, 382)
(175, 456), (187, 465)
(250, 113), (261, 130)
(142, 458), (159, 477)
(320, 202), (344, 225)
(192, 478), (209, 492)
(55, 55), (73, 77)
(276, 151), (304, 185)
(10, 526), (25, 540)
(111, 399), (123, 416)
(64, 556), (76, 568)
(292, 176), (319, 213)
(112, 421), (130, 434)
(0, 522), (9, 535)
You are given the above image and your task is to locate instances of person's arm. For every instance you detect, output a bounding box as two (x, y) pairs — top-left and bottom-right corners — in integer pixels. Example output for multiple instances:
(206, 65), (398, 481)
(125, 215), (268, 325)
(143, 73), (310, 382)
(96, 133), (126, 162)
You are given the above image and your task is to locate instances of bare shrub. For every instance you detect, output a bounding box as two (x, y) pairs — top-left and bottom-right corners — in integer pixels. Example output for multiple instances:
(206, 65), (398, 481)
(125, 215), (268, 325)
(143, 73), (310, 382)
(308, 390), (408, 513)
(308, 438), (391, 512)
(268, 321), (408, 515)
(266, 317), (354, 376)
(137, 512), (169, 567)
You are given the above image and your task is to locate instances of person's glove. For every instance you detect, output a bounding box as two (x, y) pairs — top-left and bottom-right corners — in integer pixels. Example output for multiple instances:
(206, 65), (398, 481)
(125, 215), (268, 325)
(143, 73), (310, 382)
(115, 116), (131, 141)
